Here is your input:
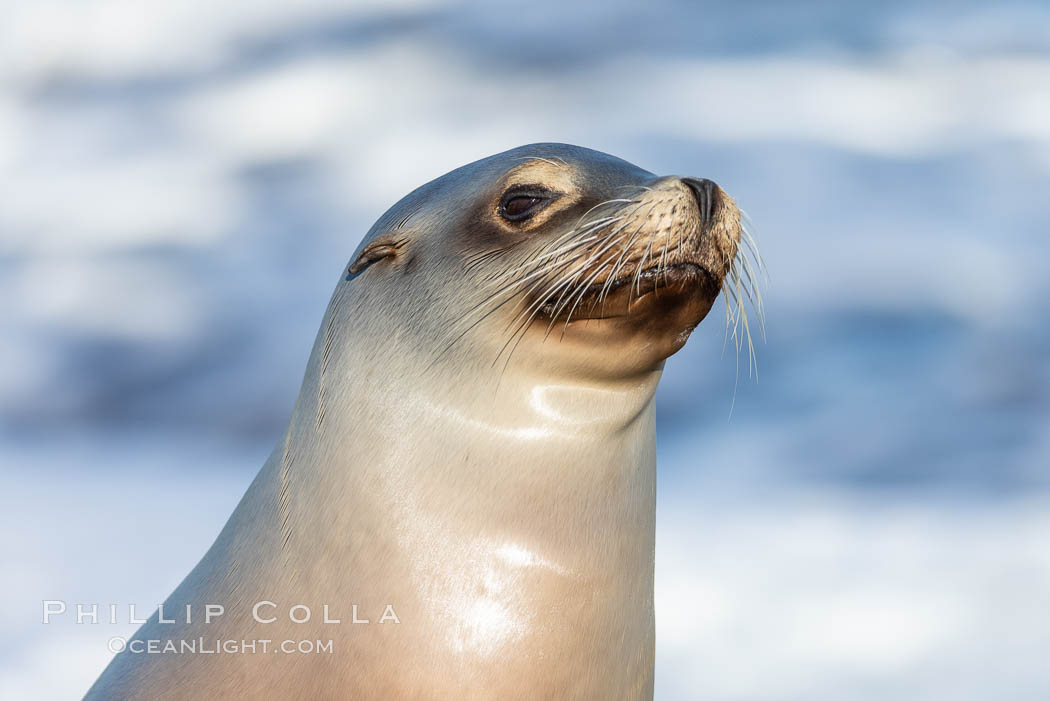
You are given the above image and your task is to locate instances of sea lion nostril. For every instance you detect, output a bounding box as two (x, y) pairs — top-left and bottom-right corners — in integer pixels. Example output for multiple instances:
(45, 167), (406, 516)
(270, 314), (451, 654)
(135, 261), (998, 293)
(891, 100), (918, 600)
(681, 177), (719, 226)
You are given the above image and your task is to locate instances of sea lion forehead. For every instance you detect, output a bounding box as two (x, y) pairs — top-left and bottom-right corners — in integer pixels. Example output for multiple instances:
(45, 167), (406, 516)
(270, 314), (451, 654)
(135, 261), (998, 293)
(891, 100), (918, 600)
(351, 144), (654, 257)
(491, 143), (655, 186)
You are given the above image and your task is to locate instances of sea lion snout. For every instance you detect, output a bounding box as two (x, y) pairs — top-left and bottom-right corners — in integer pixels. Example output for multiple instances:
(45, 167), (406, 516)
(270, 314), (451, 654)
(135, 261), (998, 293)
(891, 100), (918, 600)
(520, 174), (741, 327)
(630, 175), (741, 283)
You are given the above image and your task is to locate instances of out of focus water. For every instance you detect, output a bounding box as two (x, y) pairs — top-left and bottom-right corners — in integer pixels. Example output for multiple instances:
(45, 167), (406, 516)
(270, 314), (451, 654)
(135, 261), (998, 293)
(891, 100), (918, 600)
(1, 1), (1049, 699)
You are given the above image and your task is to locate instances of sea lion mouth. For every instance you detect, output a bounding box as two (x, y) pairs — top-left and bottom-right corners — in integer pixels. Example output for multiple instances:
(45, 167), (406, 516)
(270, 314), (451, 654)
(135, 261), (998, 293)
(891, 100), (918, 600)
(537, 261), (722, 322)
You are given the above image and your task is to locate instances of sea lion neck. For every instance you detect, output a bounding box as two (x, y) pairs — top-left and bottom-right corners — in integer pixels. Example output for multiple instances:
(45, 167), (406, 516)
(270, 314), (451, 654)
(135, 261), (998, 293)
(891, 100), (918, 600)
(341, 344), (663, 438)
(280, 346), (662, 538)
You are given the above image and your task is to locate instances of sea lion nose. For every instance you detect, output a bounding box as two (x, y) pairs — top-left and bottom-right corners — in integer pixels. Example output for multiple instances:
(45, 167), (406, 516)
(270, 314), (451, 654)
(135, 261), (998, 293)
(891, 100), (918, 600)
(680, 177), (721, 228)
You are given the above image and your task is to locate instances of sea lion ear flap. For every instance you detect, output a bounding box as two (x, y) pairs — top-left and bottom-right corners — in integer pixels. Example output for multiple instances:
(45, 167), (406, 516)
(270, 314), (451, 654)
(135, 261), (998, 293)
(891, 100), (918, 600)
(347, 232), (407, 277)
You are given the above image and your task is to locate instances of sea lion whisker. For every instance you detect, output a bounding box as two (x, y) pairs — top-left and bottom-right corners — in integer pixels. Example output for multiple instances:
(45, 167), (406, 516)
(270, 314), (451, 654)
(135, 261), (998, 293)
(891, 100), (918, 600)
(597, 203), (656, 314)
(734, 252), (762, 317)
(732, 216), (767, 340)
(510, 155), (566, 168)
(725, 264), (745, 352)
(598, 210), (652, 305)
(464, 244), (522, 273)
(429, 287), (536, 369)
(439, 252), (596, 362)
(492, 221), (632, 312)
(722, 291), (734, 357)
(454, 247), (585, 349)
(502, 225), (636, 345)
(554, 194), (646, 250)
(737, 268), (758, 378)
(518, 217), (625, 271)
(491, 244), (597, 294)
(568, 200), (638, 232)
(520, 206), (628, 268)
(736, 251), (766, 337)
(509, 230), (634, 337)
(740, 219), (768, 280)
(612, 184), (653, 194)
(495, 238), (621, 372)
(508, 211), (631, 278)
(499, 249), (613, 370)
(726, 261), (756, 377)
(530, 217), (640, 310)
(534, 214), (621, 258)
(658, 223), (672, 288)
(551, 261), (612, 340)
(501, 261), (594, 338)
(631, 229), (658, 298)
(558, 231), (639, 310)
(475, 237), (611, 310)
(560, 262), (617, 335)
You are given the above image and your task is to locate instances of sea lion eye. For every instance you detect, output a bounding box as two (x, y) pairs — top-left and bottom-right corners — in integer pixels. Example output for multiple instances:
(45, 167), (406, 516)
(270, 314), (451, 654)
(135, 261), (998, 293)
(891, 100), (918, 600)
(499, 187), (555, 222)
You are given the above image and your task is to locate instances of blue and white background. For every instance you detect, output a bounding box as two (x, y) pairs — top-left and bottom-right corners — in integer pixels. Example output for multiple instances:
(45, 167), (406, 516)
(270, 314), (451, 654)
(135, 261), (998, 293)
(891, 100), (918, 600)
(2, 1), (1049, 698)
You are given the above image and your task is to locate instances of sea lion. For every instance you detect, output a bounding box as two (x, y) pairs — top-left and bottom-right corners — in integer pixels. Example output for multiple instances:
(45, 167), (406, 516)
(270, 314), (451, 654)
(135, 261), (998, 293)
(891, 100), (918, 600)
(85, 143), (762, 700)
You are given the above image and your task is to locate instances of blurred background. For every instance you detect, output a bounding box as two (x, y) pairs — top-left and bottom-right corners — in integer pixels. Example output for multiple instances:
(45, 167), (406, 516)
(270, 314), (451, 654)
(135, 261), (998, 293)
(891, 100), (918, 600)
(2, 0), (1049, 698)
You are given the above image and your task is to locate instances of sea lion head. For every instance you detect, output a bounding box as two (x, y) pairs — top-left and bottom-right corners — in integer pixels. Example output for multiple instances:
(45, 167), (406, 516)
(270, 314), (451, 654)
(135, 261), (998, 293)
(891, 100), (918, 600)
(338, 143), (761, 383)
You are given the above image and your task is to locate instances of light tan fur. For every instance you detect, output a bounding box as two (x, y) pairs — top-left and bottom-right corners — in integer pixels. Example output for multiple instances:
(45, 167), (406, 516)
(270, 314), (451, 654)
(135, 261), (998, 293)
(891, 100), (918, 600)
(85, 144), (751, 700)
